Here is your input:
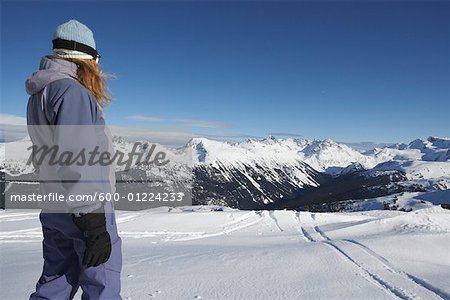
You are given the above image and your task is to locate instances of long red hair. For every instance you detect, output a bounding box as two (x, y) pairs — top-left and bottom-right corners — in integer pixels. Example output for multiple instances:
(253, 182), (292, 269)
(65, 58), (112, 107)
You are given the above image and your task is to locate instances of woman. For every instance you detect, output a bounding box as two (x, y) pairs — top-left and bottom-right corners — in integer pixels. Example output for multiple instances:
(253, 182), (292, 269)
(26, 20), (122, 299)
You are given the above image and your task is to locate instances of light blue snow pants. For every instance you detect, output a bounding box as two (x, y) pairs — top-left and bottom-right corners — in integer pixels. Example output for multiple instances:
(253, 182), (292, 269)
(30, 202), (122, 300)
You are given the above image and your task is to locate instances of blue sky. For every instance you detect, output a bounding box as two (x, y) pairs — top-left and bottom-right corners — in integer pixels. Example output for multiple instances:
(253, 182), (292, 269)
(1, 0), (449, 143)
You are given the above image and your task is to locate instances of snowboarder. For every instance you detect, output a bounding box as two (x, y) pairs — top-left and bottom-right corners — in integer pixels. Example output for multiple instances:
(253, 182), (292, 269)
(26, 20), (122, 299)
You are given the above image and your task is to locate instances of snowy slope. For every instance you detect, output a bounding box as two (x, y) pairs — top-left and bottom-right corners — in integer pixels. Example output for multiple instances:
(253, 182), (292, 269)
(190, 137), (323, 206)
(0, 137), (35, 175)
(1, 204), (449, 299)
(190, 136), (320, 186)
(369, 160), (450, 190)
(319, 190), (450, 212)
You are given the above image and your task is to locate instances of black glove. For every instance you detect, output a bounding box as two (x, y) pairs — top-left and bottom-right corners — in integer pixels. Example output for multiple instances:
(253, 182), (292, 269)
(73, 206), (112, 267)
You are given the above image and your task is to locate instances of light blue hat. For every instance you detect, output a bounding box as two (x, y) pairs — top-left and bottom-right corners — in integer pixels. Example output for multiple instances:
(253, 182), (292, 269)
(53, 19), (96, 50)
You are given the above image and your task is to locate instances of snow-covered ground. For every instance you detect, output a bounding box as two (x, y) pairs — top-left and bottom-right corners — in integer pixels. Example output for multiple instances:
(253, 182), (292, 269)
(1, 205), (449, 300)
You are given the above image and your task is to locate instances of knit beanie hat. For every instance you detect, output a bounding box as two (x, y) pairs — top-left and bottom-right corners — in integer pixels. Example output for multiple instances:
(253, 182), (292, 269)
(52, 19), (99, 61)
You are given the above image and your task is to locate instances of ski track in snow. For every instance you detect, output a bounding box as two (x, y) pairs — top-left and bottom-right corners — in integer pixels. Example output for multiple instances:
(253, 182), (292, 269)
(297, 212), (447, 300)
(294, 211), (312, 242)
(268, 210), (284, 232)
(0, 212), (39, 222)
(160, 211), (264, 242)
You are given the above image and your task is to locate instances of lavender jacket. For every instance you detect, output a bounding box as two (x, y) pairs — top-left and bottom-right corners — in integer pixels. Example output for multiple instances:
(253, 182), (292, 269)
(25, 56), (116, 214)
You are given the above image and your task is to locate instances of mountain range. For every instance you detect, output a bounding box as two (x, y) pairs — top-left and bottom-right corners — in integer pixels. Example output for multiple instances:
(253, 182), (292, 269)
(1, 135), (449, 211)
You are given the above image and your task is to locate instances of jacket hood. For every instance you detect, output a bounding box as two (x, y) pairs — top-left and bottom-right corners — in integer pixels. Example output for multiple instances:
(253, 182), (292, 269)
(25, 56), (78, 95)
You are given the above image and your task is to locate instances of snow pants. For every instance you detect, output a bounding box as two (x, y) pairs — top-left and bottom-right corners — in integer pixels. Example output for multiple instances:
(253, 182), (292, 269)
(30, 202), (122, 300)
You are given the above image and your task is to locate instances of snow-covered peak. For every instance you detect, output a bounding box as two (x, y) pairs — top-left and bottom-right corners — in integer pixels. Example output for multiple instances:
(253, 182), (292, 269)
(408, 138), (432, 150)
(408, 136), (450, 150)
(340, 162), (365, 175)
(403, 136), (450, 162)
(187, 136), (385, 174)
(425, 136), (450, 149)
(188, 137), (307, 168)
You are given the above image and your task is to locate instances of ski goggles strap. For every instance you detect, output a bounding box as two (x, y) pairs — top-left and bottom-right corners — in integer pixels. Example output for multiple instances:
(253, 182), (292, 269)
(52, 38), (100, 60)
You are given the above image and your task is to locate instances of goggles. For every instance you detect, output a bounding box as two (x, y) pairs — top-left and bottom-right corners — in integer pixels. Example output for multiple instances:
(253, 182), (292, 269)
(52, 38), (101, 62)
